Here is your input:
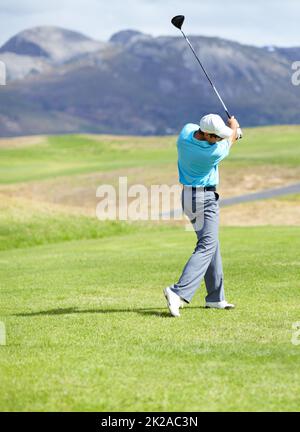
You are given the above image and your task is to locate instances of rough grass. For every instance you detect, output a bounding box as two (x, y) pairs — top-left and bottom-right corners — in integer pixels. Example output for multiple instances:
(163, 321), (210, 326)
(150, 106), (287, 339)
(0, 198), (141, 251)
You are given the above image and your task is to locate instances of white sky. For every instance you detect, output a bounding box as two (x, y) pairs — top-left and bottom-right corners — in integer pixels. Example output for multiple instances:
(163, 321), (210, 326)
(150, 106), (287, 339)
(0, 0), (299, 47)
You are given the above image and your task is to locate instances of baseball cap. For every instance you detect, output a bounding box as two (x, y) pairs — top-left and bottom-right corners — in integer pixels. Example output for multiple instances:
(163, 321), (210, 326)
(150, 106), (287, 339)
(200, 114), (233, 139)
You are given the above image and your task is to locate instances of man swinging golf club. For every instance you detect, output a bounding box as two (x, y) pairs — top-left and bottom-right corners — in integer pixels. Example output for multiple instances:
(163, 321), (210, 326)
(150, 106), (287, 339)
(164, 15), (242, 317)
(164, 114), (240, 317)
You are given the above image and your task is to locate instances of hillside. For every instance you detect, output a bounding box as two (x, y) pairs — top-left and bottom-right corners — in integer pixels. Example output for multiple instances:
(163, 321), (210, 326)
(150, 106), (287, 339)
(0, 27), (299, 136)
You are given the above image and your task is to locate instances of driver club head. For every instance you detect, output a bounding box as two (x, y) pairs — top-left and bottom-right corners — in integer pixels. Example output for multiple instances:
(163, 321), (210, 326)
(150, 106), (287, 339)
(171, 15), (185, 30)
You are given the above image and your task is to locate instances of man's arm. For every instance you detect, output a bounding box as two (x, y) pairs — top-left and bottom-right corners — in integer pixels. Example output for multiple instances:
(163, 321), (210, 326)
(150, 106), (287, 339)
(227, 116), (240, 147)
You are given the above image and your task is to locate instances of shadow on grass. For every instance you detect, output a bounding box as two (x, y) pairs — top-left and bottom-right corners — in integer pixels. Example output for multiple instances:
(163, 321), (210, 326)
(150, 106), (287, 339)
(14, 306), (207, 318)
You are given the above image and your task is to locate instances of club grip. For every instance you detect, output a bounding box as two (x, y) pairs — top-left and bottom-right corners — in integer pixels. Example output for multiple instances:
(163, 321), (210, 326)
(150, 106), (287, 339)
(236, 127), (243, 140)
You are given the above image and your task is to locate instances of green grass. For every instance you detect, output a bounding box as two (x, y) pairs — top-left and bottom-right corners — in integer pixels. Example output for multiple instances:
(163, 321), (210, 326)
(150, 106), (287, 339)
(0, 204), (141, 251)
(1, 125), (300, 184)
(1, 224), (300, 411)
(1, 126), (299, 411)
(224, 125), (300, 167)
(0, 135), (175, 184)
(278, 193), (300, 202)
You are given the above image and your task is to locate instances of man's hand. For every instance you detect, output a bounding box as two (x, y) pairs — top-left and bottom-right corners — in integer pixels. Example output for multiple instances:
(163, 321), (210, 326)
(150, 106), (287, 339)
(227, 116), (240, 144)
(227, 116), (240, 129)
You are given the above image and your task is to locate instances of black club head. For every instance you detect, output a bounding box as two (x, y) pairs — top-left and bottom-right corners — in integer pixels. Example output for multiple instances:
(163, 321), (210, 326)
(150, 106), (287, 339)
(171, 15), (185, 30)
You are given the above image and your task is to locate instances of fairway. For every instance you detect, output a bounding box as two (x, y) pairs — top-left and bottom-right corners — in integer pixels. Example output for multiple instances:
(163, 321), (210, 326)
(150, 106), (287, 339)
(1, 126), (300, 185)
(1, 224), (300, 411)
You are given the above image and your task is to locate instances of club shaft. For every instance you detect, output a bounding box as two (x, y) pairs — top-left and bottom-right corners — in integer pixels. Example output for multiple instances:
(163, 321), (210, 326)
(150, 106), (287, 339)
(181, 30), (231, 119)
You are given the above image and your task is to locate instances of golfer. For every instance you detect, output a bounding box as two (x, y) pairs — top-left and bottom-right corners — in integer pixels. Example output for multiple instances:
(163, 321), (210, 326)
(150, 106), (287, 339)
(164, 114), (240, 317)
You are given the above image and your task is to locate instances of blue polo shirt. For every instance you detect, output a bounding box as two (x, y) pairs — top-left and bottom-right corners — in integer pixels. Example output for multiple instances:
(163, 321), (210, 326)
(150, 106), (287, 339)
(177, 123), (231, 186)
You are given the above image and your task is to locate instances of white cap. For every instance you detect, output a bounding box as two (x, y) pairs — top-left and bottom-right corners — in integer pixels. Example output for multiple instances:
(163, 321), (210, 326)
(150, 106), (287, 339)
(200, 114), (233, 139)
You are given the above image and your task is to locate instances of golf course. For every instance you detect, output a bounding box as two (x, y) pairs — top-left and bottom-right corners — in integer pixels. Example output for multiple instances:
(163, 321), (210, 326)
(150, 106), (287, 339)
(1, 126), (300, 411)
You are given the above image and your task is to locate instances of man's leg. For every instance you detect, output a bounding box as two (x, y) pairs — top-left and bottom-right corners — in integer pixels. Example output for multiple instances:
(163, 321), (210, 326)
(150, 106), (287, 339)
(171, 191), (219, 303)
(204, 240), (225, 303)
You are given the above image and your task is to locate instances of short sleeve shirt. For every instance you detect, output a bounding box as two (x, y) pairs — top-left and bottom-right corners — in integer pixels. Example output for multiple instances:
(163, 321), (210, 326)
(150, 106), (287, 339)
(177, 123), (231, 186)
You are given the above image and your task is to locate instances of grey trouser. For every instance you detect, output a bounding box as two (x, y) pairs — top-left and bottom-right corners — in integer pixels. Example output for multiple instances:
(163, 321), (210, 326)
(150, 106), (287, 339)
(171, 185), (225, 303)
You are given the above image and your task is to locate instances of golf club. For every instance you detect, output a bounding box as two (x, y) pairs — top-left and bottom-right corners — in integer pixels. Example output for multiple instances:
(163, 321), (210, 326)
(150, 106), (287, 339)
(171, 15), (243, 139)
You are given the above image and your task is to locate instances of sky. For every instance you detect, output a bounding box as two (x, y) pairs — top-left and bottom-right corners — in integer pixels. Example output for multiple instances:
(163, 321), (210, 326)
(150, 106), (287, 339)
(0, 0), (299, 48)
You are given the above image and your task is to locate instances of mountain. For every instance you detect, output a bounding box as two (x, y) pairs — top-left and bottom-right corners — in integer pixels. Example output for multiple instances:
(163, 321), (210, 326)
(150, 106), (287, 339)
(0, 27), (299, 136)
(0, 26), (104, 60)
(0, 27), (105, 81)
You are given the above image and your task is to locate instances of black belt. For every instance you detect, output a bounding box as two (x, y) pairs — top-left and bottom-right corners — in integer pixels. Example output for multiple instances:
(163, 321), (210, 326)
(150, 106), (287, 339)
(190, 186), (216, 192)
(204, 186), (216, 192)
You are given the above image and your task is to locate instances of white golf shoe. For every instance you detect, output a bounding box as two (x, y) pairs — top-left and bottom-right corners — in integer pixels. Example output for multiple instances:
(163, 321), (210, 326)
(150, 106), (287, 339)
(205, 300), (235, 310)
(163, 287), (181, 317)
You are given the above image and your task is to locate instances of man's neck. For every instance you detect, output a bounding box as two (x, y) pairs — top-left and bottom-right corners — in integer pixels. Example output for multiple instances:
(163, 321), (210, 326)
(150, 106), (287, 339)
(193, 130), (205, 141)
